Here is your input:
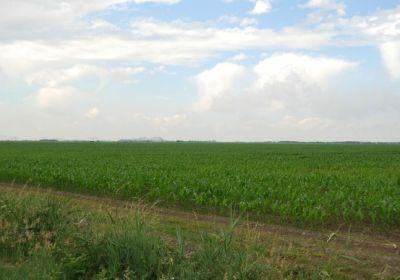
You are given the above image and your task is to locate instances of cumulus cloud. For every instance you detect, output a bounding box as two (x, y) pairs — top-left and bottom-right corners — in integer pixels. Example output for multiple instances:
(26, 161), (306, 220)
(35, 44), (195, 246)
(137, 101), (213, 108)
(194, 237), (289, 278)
(253, 53), (356, 88)
(194, 62), (247, 111)
(27, 65), (99, 116)
(341, 6), (400, 79)
(35, 87), (79, 113)
(192, 53), (360, 130)
(291, 5), (400, 79)
(380, 42), (400, 79)
(188, 53), (400, 141)
(194, 53), (356, 111)
(249, 0), (272, 15)
(25, 63), (146, 116)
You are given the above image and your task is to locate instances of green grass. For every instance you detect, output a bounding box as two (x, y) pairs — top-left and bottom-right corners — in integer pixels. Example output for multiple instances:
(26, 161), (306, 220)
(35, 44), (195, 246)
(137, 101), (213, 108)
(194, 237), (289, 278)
(0, 142), (399, 227)
(0, 255), (61, 280)
(1, 189), (397, 279)
(0, 191), (270, 279)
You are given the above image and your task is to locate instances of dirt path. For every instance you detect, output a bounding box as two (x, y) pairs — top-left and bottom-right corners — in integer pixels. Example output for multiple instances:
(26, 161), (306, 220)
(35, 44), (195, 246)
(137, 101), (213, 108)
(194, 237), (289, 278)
(1, 183), (399, 244)
(1, 183), (400, 278)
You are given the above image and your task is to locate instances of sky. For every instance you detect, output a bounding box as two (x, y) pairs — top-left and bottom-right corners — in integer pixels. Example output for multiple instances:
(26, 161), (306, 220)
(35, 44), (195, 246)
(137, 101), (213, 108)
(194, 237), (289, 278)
(0, 0), (400, 142)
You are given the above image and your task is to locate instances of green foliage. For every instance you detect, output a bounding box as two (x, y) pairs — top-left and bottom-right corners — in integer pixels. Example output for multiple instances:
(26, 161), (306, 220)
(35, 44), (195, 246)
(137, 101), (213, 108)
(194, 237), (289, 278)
(177, 219), (267, 279)
(0, 142), (399, 227)
(0, 194), (74, 260)
(96, 219), (166, 279)
(0, 254), (61, 280)
(0, 193), (94, 278)
(0, 193), (268, 279)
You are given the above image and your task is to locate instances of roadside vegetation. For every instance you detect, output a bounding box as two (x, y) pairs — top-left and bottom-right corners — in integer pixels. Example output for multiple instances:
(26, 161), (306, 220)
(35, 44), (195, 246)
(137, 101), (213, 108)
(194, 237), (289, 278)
(0, 191), (270, 279)
(1, 188), (399, 279)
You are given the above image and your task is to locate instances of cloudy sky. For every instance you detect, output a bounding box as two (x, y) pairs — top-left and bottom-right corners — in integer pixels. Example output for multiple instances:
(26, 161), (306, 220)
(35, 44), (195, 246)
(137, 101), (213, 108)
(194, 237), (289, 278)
(1, 0), (399, 141)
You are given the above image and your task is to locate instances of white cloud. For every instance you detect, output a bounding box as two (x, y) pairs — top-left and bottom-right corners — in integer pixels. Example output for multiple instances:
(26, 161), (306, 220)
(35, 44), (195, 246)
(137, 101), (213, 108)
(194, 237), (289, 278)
(0, 19), (334, 80)
(26, 64), (103, 87)
(254, 53), (356, 88)
(218, 15), (257, 27)
(134, 0), (179, 3)
(35, 86), (79, 113)
(26, 64), (145, 87)
(1, 1), (400, 141)
(0, 0), (180, 43)
(342, 6), (400, 79)
(187, 54), (400, 141)
(252, 54), (356, 116)
(153, 114), (187, 126)
(129, 113), (187, 128)
(26, 63), (146, 117)
(230, 53), (248, 61)
(249, 0), (272, 15)
(280, 116), (332, 129)
(300, 0), (345, 15)
(85, 107), (100, 118)
(0, 0), (179, 24)
(240, 18), (257, 27)
(194, 62), (247, 111)
(110, 67), (145, 83)
(129, 19), (332, 53)
(192, 54), (358, 129)
(380, 42), (400, 79)
(349, 6), (400, 39)
(25, 64), (110, 116)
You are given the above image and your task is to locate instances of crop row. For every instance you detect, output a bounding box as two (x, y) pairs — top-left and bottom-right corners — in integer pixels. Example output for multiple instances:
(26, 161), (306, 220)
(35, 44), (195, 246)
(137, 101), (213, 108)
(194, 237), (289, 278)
(0, 142), (399, 227)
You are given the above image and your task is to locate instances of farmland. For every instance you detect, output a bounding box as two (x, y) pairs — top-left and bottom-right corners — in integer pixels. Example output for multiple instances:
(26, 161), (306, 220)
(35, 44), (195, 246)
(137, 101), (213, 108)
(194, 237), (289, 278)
(0, 142), (399, 227)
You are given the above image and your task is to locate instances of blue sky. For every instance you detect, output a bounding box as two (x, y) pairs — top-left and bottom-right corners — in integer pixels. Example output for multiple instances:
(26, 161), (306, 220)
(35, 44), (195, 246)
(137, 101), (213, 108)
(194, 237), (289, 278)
(0, 0), (399, 141)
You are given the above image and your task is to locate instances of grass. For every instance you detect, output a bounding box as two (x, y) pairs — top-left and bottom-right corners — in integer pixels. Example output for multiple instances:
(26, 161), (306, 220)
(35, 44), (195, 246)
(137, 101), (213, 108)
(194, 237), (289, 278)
(0, 254), (61, 280)
(0, 142), (399, 228)
(1, 189), (399, 279)
(0, 191), (270, 279)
